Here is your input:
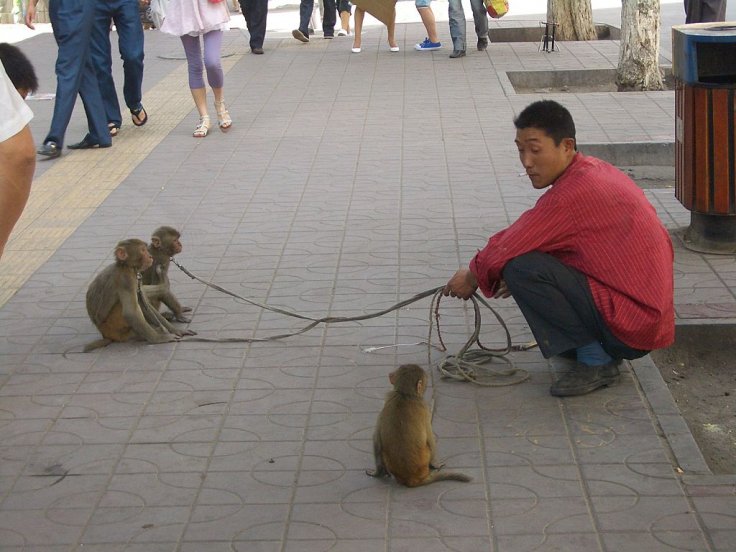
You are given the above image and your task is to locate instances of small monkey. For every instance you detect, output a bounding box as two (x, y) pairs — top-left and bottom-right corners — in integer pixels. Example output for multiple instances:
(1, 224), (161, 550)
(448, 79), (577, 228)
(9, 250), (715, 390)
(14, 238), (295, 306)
(367, 364), (471, 487)
(84, 238), (195, 352)
(141, 226), (192, 323)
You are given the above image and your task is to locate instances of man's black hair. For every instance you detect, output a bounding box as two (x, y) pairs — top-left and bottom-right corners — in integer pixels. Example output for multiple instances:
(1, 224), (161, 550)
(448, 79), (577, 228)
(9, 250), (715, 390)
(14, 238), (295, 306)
(513, 100), (576, 146)
(0, 43), (39, 95)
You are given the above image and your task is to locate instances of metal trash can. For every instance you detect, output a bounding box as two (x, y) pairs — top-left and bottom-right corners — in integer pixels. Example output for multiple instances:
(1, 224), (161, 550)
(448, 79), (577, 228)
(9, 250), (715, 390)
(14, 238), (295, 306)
(673, 22), (736, 253)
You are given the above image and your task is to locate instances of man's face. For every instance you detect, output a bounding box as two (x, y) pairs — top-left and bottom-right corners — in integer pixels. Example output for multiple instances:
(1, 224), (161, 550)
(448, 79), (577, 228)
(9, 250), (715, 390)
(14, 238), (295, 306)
(515, 127), (576, 189)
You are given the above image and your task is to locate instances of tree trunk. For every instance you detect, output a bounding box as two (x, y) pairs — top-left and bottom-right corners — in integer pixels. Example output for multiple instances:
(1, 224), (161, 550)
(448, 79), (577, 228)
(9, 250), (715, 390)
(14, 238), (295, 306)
(547, 0), (597, 41)
(617, 0), (664, 91)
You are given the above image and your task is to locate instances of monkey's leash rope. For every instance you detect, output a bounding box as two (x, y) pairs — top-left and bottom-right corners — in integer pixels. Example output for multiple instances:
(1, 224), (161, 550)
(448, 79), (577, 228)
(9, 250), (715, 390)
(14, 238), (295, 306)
(172, 259), (536, 386)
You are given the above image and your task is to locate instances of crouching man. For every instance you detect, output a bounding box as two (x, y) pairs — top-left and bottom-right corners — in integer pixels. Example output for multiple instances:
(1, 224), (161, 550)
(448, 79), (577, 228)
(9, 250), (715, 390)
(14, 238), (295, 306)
(444, 100), (675, 397)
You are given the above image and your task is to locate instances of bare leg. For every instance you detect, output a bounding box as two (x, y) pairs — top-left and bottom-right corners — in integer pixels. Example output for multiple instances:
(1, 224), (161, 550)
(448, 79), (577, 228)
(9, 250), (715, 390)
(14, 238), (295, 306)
(353, 8), (364, 49)
(212, 86), (232, 130)
(190, 87), (208, 118)
(190, 87), (209, 137)
(340, 10), (350, 34)
(387, 17), (397, 49)
(417, 7), (439, 43)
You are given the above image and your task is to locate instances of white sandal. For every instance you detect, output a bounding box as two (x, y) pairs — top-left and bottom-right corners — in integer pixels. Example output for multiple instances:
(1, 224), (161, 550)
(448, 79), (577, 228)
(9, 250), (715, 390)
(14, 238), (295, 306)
(193, 115), (210, 138)
(214, 100), (232, 131)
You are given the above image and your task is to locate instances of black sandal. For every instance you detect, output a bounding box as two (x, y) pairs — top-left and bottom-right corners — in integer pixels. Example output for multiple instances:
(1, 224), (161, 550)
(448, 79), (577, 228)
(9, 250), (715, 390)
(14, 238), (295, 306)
(130, 105), (148, 127)
(108, 122), (120, 137)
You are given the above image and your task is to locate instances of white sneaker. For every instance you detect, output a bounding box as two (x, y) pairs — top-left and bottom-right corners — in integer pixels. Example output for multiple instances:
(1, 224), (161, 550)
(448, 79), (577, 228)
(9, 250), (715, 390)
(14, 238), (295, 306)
(337, 29), (348, 36)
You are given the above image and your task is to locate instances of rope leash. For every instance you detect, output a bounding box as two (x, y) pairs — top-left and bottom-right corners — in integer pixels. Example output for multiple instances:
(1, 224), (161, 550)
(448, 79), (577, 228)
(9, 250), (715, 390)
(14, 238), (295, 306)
(173, 259), (537, 386)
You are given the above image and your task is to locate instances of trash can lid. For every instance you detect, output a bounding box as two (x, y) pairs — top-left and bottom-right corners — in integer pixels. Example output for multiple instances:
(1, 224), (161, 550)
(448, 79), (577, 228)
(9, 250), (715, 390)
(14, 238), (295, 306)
(673, 22), (736, 39)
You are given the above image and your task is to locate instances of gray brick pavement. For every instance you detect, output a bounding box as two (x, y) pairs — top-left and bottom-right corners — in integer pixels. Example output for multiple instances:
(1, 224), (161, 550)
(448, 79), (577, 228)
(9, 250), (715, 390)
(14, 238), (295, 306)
(1, 2), (735, 550)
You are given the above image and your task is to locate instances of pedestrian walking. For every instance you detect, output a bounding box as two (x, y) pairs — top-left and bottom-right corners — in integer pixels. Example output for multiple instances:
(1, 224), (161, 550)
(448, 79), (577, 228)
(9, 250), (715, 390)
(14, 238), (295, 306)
(25, 0), (111, 158)
(89, 0), (148, 137)
(161, 0), (232, 138)
(239, 0), (268, 54)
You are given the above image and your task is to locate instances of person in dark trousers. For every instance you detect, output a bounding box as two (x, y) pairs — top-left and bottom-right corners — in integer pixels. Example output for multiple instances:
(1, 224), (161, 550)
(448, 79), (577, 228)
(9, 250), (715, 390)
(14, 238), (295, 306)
(25, 0), (111, 159)
(444, 100), (675, 397)
(292, 0), (337, 42)
(684, 0), (727, 23)
(239, 0), (269, 54)
(89, 0), (148, 138)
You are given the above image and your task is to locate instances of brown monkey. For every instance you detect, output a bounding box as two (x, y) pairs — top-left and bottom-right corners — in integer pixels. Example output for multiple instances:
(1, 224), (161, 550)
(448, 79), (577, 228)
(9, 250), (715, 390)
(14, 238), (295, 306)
(367, 364), (471, 487)
(84, 238), (195, 352)
(140, 226), (192, 323)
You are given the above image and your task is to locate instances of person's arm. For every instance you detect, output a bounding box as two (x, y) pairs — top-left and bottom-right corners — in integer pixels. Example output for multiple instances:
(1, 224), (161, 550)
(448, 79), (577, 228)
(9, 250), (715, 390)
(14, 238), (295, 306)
(0, 125), (35, 259)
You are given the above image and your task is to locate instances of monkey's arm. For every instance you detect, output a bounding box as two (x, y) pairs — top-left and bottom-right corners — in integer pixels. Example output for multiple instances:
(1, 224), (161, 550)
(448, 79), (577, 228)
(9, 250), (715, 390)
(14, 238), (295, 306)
(139, 286), (195, 337)
(119, 287), (176, 344)
(159, 290), (191, 322)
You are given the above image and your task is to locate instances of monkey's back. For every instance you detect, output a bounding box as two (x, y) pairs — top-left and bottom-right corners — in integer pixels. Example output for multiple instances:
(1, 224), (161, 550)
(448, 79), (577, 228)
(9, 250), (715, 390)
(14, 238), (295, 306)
(86, 264), (135, 340)
(377, 397), (432, 486)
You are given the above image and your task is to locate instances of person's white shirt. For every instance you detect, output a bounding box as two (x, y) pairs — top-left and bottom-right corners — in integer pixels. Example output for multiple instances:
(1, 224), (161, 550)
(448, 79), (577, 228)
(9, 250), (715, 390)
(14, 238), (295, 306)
(0, 63), (33, 141)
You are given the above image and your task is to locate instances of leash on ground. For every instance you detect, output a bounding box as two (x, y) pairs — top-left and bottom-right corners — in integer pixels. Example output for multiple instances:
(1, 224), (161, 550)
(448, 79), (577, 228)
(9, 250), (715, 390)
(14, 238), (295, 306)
(169, 259), (537, 386)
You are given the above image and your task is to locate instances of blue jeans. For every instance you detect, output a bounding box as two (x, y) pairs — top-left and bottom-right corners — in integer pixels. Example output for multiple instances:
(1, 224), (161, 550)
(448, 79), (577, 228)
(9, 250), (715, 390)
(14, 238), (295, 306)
(89, 0), (145, 127)
(448, 0), (489, 51)
(299, 0), (337, 36)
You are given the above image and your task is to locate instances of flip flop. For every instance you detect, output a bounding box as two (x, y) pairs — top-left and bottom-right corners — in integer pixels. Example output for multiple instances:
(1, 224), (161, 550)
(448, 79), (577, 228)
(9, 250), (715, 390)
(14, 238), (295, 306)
(131, 105), (148, 127)
(108, 123), (120, 137)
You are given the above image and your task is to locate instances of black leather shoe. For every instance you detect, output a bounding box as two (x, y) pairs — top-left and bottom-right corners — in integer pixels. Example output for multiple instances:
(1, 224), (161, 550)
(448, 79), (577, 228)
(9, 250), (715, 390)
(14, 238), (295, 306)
(67, 135), (112, 150)
(477, 37), (488, 51)
(550, 360), (622, 397)
(251, 47), (264, 54)
(292, 29), (309, 42)
(37, 141), (61, 159)
(449, 49), (466, 58)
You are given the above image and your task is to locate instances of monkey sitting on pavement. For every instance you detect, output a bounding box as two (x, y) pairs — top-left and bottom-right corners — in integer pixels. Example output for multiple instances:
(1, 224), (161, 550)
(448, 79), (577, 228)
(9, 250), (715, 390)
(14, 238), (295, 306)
(84, 238), (195, 352)
(367, 364), (471, 487)
(141, 226), (192, 323)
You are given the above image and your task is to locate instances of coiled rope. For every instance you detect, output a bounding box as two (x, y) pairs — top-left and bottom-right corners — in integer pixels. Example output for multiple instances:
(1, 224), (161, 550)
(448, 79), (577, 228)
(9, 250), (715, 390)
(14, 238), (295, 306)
(172, 259), (536, 386)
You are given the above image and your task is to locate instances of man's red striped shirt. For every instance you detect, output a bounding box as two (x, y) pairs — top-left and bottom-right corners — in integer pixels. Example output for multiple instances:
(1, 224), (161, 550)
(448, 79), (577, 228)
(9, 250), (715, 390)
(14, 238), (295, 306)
(470, 153), (675, 351)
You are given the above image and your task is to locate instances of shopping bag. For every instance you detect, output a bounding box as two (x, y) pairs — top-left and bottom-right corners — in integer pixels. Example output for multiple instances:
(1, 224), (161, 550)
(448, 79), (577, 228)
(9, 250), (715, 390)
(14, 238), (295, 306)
(484, 0), (509, 18)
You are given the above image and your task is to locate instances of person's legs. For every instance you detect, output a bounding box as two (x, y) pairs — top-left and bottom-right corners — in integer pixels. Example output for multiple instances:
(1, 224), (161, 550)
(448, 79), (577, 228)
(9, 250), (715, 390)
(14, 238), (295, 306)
(113, 0), (145, 114)
(352, 7), (364, 50)
(240, 0), (268, 49)
(417, 6), (439, 43)
(502, 252), (647, 360)
(89, 1), (122, 130)
(45, 0), (100, 148)
(202, 30), (231, 131)
(201, 30), (224, 90)
(702, 0), (727, 21)
(295, 0), (314, 38)
(180, 34), (210, 136)
(338, 0), (351, 34)
(77, 51), (113, 147)
(469, 0), (489, 49)
(503, 252), (647, 396)
(387, 14), (397, 49)
(322, 0), (336, 37)
(447, 0), (466, 52)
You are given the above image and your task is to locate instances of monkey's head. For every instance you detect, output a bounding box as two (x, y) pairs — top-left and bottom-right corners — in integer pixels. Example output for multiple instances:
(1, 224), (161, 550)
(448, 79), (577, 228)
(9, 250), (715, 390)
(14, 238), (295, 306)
(389, 364), (427, 398)
(151, 226), (182, 256)
(115, 239), (153, 271)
